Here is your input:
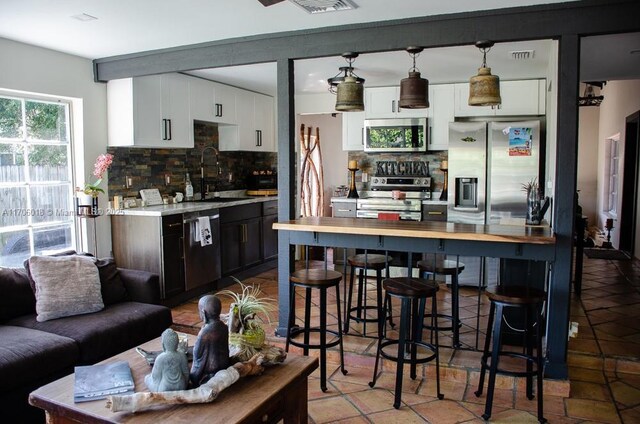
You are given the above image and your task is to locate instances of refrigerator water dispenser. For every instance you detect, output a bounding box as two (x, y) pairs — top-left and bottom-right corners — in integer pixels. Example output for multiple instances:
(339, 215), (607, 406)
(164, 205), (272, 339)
(455, 177), (478, 208)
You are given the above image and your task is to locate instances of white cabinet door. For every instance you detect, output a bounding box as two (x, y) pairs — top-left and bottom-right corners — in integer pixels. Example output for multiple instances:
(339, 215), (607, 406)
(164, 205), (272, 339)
(189, 77), (215, 122)
(213, 82), (237, 124)
(162, 74), (192, 148)
(235, 90), (256, 150)
(365, 87), (398, 118)
(254, 93), (275, 152)
(108, 74), (193, 148)
(342, 111), (365, 151)
(494, 80), (540, 116)
(428, 84), (455, 151)
(132, 75), (163, 146)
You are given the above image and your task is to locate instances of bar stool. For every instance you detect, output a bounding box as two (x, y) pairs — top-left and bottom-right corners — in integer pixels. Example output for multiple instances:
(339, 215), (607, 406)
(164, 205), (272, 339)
(344, 253), (394, 337)
(369, 277), (443, 409)
(286, 268), (348, 392)
(417, 257), (465, 348)
(475, 285), (547, 423)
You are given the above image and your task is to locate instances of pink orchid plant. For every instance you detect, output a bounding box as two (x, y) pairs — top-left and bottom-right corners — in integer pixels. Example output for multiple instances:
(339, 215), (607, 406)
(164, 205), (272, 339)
(80, 153), (114, 197)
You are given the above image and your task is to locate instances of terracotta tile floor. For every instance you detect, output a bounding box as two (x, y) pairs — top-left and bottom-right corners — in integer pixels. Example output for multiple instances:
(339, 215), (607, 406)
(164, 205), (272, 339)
(171, 253), (640, 423)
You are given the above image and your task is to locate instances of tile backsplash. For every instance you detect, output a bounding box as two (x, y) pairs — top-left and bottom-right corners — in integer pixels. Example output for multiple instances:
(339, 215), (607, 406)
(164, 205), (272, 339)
(107, 121), (277, 199)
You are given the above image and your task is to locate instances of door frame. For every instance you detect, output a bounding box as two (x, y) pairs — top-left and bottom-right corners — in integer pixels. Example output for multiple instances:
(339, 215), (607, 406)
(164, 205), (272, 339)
(619, 111), (640, 256)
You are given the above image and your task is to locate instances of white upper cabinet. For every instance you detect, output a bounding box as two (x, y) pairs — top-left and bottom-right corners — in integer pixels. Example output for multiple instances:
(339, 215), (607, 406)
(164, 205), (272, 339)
(454, 79), (546, 117)
(219, 91), (275, 152)
(342, 111), (365, 151)
(365, 86), (428, 119)
(427, 84), (455, 151)
(211, 82), (237, 124)
(108, 74), (192, 148)
(189, 79), (237, 124)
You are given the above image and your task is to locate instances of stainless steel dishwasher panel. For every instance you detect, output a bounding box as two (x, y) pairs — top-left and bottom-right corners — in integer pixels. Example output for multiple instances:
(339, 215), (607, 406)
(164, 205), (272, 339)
(183, 210), (221, 291)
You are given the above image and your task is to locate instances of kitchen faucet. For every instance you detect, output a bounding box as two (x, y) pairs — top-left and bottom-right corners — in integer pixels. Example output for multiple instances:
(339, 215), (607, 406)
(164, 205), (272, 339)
(200, 146), (221, 199)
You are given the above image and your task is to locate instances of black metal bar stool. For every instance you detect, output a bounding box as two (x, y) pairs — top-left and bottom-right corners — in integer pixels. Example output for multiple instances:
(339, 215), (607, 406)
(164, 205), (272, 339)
(285, 268), (348, 392)
(417, 257), (465, 348)
(344, 253), (394, 337)
(475, 285), (547, 423)
(369, 277), (444, 409)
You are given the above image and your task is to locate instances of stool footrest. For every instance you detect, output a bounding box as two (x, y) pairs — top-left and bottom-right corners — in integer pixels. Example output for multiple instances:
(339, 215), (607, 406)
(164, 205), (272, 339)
(288, 327), (343, 350)
(348, 305), (383, 324)
(379, 339), (438, 365)
(479, 351), (541, 378)
(423, 313), (462, 332)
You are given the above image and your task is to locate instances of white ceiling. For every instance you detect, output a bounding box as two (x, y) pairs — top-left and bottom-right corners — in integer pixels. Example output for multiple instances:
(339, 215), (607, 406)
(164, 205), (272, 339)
(1, 1), (638, 96)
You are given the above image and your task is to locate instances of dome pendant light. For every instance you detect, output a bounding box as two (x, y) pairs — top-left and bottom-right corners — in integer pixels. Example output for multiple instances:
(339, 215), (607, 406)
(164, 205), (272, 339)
(399, 46), (429, 109)
(468, 40), (501, 106)
(332, 52), (365, 112)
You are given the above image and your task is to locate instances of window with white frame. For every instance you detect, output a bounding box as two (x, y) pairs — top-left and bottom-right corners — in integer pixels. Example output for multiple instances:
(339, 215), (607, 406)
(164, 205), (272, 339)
(605, 135), (620, 215)
(0, 92), (75, 267)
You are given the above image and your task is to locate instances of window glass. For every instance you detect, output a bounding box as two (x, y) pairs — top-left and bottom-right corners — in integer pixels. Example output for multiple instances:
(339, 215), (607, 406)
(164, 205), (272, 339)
(0, 97), (23, 139)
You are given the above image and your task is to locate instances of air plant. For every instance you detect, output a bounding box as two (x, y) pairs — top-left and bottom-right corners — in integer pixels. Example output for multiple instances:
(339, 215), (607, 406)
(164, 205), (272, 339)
(218, 278), (277, 360)
(521, 177), (541, 199)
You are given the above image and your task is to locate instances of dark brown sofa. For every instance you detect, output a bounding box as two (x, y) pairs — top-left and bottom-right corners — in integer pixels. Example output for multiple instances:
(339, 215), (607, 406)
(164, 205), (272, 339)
(0, 263), (173, 423)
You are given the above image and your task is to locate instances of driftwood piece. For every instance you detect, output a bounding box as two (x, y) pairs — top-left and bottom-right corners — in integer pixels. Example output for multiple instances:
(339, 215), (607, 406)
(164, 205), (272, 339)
(316, 127), (324, 216)
(106, 354), (265, 413)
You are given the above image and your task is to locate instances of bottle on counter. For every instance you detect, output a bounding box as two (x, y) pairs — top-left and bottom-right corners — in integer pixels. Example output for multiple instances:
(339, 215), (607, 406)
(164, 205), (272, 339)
(185, 173), (194, 201)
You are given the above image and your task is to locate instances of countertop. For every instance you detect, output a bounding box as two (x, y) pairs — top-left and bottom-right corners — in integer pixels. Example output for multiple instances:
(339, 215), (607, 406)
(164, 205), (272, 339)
(110, 196), (277, 217)
(274, 216), (555, 245)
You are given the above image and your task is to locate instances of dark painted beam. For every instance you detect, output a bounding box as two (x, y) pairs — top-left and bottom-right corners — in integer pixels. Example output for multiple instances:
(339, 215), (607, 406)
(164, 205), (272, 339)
(546, 34), (580, 379)
(94, 0), (640, 82)
(275, 59), (296, 337)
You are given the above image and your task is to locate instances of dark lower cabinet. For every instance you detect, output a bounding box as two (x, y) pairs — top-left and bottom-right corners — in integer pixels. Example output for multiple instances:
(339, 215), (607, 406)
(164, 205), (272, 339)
(262, 213), (278, 261)
(220, 203), (263, 276)
(162, 215), (186, 298)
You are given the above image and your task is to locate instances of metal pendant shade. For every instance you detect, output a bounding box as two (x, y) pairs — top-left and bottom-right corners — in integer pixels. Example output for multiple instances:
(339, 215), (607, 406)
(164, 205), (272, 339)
(330, 52), (365, 112)
(468, 41), (501, 106)
(399, 47), (429, 109)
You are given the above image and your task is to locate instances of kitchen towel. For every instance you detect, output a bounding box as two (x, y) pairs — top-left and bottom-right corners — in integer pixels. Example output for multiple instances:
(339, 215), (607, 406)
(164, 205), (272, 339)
(197, 217), (212, 247)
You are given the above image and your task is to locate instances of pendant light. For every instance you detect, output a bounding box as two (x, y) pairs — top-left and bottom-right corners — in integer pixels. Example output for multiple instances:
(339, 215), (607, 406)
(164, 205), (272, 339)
(328, 52), (365, 112)
(468, 40), (502, 106)
(399, 46), (429, 109)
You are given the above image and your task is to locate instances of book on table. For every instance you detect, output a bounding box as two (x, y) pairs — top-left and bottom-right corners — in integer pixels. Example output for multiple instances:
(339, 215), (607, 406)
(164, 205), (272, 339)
(73, 360), (134, 403)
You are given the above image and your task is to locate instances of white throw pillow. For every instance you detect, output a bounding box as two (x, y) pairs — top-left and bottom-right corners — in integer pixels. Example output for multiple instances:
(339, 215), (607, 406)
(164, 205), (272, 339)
(29, 255), (104, 322)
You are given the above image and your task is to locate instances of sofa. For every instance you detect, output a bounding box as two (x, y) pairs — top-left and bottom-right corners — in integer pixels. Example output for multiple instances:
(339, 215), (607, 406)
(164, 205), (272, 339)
(0, 255), (173, 423)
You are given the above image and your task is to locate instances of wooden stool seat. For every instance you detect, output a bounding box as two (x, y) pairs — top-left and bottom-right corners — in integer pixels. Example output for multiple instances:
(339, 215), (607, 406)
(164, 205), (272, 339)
(417, 259), (465, 275)
(383, 277), (439, 298)
(485, 285), (547, 305)
(347, 254), (391, 270)
(290, 268), (342, 286)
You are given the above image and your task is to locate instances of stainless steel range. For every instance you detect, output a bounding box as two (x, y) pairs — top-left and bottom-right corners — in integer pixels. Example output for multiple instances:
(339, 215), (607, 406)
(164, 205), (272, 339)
(356, 160), (431, 221)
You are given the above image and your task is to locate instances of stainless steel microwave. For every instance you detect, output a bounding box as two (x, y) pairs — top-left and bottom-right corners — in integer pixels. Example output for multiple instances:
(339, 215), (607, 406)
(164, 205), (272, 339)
(364, 118), (428, 152)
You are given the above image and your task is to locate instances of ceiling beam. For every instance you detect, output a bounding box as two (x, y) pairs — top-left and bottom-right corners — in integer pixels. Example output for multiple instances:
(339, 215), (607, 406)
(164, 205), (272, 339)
(93, 0), (640, 82)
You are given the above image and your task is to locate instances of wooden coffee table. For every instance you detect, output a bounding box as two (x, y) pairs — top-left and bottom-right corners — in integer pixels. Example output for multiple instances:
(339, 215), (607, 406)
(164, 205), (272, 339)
(29, 335), (318, 423)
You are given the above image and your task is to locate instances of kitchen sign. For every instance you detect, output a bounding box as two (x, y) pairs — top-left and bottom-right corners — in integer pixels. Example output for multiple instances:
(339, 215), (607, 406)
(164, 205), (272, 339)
(375, 160), (430, 177)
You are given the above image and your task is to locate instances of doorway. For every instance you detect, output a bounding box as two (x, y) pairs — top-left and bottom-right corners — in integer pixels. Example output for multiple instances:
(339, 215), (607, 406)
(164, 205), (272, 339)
(619, 111), (640, 256)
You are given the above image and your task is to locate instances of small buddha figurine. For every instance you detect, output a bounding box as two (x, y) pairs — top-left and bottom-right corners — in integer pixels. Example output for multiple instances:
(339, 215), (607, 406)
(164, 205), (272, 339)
(190, 295), (230, 387)
(144, 328), (189, 392)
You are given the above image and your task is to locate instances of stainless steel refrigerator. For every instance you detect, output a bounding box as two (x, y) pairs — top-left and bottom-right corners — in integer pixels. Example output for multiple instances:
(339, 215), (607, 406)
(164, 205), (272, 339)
(447, 119), (542, 286)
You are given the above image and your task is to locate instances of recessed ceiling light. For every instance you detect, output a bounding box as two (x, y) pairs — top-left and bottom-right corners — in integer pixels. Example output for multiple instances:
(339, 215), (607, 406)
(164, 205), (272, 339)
(71, 13), (98, 22)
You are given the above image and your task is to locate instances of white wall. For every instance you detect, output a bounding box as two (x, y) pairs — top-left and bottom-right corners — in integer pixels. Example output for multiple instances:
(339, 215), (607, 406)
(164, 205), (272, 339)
(0, 37), (110, 256)
(545, 40), (558, 225)
(296, 113), (347, 217)
(596, 79), (640, 251)
(577, 83), (600, 224)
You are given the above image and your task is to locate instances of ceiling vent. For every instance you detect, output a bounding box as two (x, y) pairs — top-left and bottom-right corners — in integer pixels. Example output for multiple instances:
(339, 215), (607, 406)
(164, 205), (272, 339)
(289, 0), (358, 14)
(509, 50), (535, 60)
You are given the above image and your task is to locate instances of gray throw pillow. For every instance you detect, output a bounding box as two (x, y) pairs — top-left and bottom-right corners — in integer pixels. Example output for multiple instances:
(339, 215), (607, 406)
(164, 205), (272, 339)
(28, 255), (104, 322)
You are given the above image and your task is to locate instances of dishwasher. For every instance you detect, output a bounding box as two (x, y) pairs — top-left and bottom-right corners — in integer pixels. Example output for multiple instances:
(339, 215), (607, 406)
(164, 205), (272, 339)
(183, 209), (221, 291)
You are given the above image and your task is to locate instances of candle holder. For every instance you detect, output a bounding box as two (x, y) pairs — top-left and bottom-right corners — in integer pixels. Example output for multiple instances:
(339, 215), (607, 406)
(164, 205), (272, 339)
(347, 167), (359, 199)
(439, 167), (448, 201)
